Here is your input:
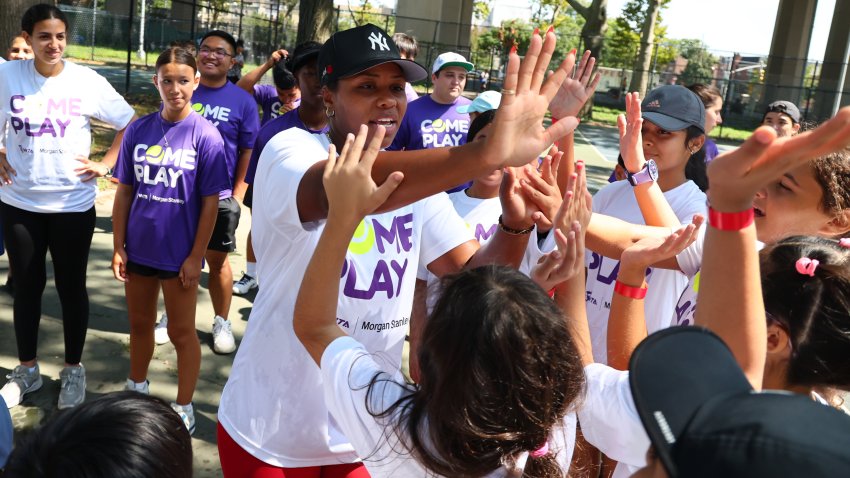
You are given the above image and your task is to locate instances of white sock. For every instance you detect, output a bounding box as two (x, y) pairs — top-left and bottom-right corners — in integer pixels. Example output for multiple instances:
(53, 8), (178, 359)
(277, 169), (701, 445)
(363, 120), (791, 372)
(246, 262), (257, 278)
(176, 402), (193, 414)
(132, 380), (147, 391)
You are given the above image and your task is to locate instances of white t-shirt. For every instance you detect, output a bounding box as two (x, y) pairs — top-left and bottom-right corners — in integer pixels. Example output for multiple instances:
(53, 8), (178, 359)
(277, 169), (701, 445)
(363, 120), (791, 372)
(578, 363), (649, 478)
(672, 230), (765, 327)
(218, 127), (475, 467)
(322, 336), (577, 477)
(418, 190), (548, 312)
(585, 180), (706, 363)
(0, 60), (135, 213)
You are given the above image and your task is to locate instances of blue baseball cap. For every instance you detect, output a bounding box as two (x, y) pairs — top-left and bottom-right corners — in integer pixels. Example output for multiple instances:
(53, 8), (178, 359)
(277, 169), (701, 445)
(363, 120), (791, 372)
(641, 85), (705, 132)
(457, 90), (501, 114)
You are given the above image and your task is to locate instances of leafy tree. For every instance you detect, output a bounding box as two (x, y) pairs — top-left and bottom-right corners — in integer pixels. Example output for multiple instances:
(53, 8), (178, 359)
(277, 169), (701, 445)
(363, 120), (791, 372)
(678, 39), (717, 85)
(564, 0), (608, 116)
(473, 0), (492, 22)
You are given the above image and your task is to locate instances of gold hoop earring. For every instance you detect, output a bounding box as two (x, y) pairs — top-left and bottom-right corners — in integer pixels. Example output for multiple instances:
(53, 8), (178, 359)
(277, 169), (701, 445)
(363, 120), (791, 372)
(325, 106), (335, 118)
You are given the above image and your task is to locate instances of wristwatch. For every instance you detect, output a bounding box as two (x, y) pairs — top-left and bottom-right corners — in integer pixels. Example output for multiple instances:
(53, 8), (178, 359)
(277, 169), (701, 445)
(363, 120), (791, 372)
(627, 159), (659, 186)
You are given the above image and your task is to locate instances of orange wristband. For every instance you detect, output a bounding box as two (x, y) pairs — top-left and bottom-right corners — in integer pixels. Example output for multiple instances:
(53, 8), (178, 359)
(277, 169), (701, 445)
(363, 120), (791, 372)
(614, 280), (648, 300)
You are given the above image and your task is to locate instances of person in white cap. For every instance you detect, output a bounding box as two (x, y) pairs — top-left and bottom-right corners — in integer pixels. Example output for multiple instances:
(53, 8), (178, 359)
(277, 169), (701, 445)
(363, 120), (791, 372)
(389, 52), (474, 192)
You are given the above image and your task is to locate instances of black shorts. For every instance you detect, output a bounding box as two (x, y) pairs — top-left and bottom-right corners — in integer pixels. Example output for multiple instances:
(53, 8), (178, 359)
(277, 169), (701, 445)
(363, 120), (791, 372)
(243, 183), (253, 209)
(208, 196), (241, 252)
(126, 261), (180, 280)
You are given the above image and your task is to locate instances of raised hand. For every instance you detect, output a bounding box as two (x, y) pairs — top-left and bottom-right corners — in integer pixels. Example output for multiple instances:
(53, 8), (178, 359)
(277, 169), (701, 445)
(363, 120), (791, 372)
(323, 124), (404, 226)
(708, 107), (850, 213)
(548, 49), (601, 120)
(552, 160), (593, 238)
(482, 29), (581, 169)
(531, 224), (584, 291)
(521, 147), (564, 231)
(266, 48), (289, 68)
(617, 92), (645, 174)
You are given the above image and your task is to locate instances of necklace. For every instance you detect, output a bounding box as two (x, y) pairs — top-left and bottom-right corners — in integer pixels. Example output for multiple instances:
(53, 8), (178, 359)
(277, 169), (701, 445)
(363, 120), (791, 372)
(159, 115), (172, 150)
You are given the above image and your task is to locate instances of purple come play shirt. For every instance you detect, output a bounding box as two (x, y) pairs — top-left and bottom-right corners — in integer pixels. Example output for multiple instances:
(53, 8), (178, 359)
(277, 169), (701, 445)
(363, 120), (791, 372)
(254, 84), (302, 125)
(245, 107), (329, 184)
(191, 82), (259, 198)
(389, 94), (473, 192)
(115, 111), (230, 271)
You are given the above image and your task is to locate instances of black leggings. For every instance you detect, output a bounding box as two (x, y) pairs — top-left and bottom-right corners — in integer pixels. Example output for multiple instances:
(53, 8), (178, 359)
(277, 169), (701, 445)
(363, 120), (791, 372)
(1, 202), (96, 364)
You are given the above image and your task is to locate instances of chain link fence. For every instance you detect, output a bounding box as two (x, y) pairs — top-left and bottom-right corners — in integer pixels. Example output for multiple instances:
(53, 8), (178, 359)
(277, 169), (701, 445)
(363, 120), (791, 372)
(56, 1), (848, 134)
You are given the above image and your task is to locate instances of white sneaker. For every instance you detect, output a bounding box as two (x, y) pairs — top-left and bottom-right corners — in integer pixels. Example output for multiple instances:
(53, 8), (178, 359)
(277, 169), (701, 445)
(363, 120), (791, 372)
(232, 273), (258, 295)
(171, 402), (196, 435)
(0, 363), (42, 408)
(212, 315), (236, 354)
(154, 313), (170, 345)
(58, 364), (86, 410)
(124, 378), (150, 394)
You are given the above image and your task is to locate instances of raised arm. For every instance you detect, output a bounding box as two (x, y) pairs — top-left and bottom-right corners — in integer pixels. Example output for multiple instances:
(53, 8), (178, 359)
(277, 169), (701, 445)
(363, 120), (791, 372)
(293, 125), (404, 365)
(295, 31), (581, 223)
(697, 108), (850, 389)
(236, 49), (288, 95)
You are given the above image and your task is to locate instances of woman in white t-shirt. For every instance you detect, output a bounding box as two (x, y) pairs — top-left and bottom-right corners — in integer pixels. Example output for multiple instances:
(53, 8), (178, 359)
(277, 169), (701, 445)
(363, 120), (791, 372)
(216, 24), (584, 478)
(293, 123), (588, 478)
(0, 4), (136, 410)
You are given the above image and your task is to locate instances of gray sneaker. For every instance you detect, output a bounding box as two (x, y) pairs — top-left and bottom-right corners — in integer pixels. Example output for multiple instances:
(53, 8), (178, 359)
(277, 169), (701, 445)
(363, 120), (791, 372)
(0, 364), (43, 408)
(58, 364), (86, 409)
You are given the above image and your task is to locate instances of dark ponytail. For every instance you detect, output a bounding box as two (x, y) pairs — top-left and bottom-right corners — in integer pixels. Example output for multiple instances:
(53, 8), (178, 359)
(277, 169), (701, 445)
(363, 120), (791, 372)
(684, 125), (708, 191)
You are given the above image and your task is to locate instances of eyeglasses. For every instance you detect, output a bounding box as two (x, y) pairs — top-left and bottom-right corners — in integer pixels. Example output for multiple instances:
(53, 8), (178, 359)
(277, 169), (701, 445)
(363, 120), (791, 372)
(199, 46), (232, 60)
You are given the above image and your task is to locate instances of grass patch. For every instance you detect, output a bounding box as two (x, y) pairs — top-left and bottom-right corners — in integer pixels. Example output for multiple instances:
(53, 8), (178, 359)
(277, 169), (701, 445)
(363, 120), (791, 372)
(586, 105), (750, 143)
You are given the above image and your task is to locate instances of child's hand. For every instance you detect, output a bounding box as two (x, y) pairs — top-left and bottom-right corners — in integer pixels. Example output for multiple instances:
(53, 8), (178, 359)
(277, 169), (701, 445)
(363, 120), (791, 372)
(531, 222), (584, 290)
(521, 148), (563, 231)
(619, 216), (704, 282)
(323, 124), (404, 226)
(112, 249), (128, 282)
(617, 92), (646, 174)
(179, 256), (202, 289)
(708, 107), (850, 213)
(551, 160), (593, 238)
(548, 49), (601, 120)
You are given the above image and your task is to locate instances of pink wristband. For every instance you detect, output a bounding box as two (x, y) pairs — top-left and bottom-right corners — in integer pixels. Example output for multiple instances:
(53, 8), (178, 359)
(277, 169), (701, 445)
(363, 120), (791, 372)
(708, 206), (754, 231)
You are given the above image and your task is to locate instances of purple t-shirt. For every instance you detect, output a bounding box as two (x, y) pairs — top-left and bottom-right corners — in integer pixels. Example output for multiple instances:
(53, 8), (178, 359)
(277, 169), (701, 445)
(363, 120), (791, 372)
(389, 94), (472, 192)
(191, 82), (259, 198)
(254, 84), (302, 125)
(704, 138), (719, 163)
(245, 107), (329, 184)
(115, 111), (230, 271)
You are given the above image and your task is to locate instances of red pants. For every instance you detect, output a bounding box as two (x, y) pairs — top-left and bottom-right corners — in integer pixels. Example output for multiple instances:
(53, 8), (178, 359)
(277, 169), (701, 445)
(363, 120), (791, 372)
(218, 423), (371, 478)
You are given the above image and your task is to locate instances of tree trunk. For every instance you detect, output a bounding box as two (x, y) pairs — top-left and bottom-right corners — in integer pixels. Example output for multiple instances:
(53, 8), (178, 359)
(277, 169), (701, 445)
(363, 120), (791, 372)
(297, 0), (334, 45)
(570, 0), (608, 118)
(628, 0), (661, 97)
(1, 0), (51, 44)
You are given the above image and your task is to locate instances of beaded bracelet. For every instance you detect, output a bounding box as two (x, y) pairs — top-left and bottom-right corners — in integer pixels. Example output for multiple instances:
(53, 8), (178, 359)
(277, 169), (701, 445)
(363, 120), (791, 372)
(614, 280), (648, 300)
(708, 206), (754, 231)
(498, 215), (535, 235)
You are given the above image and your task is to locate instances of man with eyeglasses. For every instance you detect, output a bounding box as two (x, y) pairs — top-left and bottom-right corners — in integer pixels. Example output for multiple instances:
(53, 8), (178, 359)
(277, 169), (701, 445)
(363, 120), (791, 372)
(153, 30), (259, 354)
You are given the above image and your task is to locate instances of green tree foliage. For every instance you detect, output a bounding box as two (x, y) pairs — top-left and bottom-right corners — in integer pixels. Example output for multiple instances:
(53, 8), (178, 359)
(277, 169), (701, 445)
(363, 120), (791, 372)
(604, 0), (672, 70)
(474, 0), (492, 22)
(678, 39), (718, 85)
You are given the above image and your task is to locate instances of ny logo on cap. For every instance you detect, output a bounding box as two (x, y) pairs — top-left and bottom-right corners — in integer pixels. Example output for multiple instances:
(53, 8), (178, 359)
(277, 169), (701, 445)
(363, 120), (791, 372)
(368, 31), (390, 51)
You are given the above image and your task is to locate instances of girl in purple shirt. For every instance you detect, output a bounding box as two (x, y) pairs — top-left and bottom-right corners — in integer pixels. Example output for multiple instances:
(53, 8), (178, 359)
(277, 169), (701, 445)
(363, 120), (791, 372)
(111, 47), (229, 434)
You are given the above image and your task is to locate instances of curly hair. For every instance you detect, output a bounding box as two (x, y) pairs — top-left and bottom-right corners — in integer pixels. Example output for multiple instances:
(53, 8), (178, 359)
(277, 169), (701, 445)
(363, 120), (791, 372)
(810, 150), (850, 236)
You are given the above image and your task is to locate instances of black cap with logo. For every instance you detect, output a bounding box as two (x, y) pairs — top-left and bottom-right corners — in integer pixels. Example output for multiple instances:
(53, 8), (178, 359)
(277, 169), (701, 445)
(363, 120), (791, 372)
(317, 24), (427, 86)
(629, 327), (850, 478)
(641, 85), (705, 133)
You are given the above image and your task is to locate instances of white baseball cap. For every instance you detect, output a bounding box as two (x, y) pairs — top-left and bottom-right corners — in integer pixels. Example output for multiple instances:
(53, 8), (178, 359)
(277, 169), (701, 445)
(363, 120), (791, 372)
(432, 52), (474, 74)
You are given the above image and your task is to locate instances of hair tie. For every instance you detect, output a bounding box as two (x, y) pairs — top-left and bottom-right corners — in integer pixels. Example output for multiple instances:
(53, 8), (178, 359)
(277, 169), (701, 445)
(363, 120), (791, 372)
(530, 441), (549, 458)
(839, 238), (850, 248)
(795, 257), (819, 277)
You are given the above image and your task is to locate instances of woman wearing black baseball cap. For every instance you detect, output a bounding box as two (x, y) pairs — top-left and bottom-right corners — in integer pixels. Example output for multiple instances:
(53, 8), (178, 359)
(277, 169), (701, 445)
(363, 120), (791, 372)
(216, 24), (583, 476)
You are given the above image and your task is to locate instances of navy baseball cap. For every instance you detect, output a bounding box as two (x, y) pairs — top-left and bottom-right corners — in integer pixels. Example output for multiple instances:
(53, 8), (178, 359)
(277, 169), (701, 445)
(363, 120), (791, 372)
(764, 100), (801, 124)
(317, 24), (427, 86)
(630, 327), (850, 478)
(641, 85), (705, 132)
(286, 41), (322, 75)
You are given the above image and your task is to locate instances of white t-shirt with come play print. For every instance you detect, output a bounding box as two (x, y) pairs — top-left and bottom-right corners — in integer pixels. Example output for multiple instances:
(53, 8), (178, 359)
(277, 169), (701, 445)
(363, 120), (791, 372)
(322, 336), (578, 477)
(0, 59), (134, 212)
(218, 127), (474, 467)
(585, 180), (706, 363)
